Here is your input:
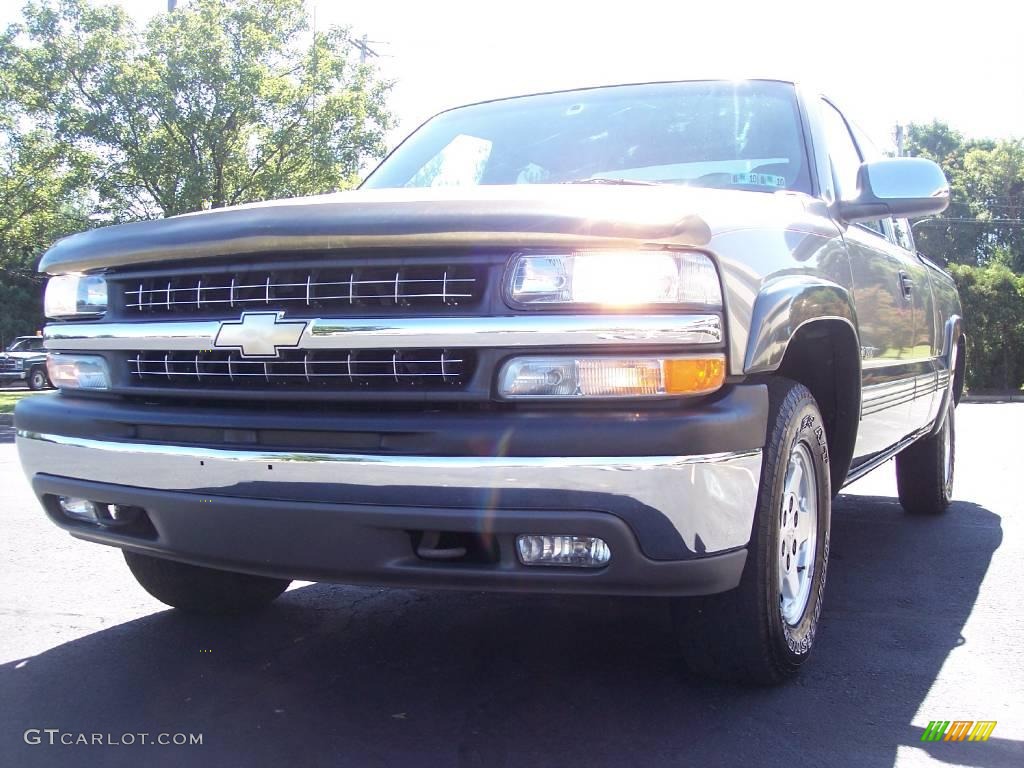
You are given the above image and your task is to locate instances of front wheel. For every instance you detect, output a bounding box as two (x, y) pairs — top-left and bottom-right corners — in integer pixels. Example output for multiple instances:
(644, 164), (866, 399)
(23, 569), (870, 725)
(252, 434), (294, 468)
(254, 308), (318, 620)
(27, 366), (49, 391)
(673, 379), (831, 684)
(123, 551), (291, 614)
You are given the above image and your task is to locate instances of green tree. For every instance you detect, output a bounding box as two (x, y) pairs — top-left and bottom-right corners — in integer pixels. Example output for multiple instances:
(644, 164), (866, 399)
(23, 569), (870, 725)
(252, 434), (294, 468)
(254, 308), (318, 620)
(948, 263), (1024, 391)
(0, 128), (94, 344)
(9, 0), (393, 219)
(906, 121), (1024, 271)
(960, 140), (1024, 269)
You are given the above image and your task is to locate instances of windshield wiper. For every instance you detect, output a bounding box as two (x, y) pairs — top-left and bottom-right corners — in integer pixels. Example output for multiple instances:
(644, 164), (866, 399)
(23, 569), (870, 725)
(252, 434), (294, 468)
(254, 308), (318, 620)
(560, 178), (663, 186)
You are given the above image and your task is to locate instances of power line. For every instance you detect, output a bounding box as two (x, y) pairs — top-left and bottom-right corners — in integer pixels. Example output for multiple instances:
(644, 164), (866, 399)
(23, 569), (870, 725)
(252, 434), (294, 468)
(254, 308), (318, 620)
(913, 218), (1024, 229)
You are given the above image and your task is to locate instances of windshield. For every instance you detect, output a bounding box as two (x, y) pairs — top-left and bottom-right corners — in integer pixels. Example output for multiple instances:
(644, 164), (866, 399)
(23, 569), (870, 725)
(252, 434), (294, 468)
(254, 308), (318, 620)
(6, 338), (41, 353)
(363, 80), (811, 193)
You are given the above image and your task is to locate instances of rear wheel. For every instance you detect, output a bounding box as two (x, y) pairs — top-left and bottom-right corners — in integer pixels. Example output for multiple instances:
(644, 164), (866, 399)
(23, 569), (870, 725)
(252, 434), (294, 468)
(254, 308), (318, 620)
(123, 551), (290, 614)
(673, 379), (831, 684)
(896, 398), (954, 515)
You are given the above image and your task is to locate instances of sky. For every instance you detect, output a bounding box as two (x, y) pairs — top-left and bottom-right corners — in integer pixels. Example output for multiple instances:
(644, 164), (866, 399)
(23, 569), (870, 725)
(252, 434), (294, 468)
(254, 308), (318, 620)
(3, 0), (1023, 152)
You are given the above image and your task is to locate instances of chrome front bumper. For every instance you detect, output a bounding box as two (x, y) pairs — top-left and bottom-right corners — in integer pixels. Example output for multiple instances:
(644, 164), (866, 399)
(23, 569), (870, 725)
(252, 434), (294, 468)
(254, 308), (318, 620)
(17, 430), (761, 558)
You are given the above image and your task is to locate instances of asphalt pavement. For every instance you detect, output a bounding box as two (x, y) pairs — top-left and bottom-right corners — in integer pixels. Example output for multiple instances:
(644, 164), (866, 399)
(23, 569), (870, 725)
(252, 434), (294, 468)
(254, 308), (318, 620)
(1, 403), (1021, 767)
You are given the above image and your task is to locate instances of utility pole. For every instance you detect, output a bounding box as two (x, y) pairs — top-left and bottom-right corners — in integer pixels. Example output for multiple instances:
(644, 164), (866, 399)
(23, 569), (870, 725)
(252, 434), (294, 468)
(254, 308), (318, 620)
(353, 33), (385, 64)
(892, 123), (905, 157)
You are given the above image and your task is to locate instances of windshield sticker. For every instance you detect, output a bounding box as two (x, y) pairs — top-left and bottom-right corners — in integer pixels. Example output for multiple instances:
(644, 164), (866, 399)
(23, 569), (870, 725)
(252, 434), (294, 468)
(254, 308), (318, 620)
(731, 172), (786, 188)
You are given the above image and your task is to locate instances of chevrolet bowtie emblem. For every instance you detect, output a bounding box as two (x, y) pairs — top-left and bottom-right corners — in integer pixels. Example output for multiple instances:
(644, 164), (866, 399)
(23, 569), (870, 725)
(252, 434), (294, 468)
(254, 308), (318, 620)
(213, 312), (308, 358)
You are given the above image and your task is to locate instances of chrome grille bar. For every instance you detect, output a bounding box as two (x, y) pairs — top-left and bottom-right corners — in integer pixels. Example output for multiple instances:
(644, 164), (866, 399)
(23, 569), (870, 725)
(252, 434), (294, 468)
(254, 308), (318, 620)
(46, 315), (723, 352)
(127, 349), (469, 390)
(123, 269), (477, 311)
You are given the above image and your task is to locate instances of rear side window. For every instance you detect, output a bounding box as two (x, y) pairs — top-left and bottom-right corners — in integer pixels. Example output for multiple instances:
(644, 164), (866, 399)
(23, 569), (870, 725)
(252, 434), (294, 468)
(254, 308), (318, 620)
(819, 100), (863, 200)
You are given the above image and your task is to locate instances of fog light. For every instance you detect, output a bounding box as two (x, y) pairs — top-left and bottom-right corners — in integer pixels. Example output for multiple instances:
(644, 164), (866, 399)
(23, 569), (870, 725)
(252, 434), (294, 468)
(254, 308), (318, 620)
(59, 496), (101, 523)
(516, 535), (611, 567)
(46, 354), (111, 390)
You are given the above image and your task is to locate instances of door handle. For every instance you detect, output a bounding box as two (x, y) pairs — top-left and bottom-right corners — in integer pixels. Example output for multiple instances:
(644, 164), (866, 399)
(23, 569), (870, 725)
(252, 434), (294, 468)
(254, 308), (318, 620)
(898, 271), (913, 300)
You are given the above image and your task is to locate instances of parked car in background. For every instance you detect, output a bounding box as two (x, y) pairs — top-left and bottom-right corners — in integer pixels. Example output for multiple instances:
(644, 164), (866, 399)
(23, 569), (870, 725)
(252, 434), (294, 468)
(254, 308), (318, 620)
(16, 79), (964, 684)
(0, 336), (51, 390)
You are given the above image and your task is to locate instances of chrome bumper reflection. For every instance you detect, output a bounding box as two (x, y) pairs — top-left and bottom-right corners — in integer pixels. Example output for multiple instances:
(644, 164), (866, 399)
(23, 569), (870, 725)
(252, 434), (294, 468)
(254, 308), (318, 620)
(17, 431), (760, 555)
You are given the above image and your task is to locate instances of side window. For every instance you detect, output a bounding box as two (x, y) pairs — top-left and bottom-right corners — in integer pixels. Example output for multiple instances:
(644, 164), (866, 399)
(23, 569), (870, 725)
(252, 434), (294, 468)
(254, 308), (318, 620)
(849, 122), (888, 237)
(849, 121), (883, 162)
(819, 100), (863, 201)
(858, 219), (885, 237)
(891, 217), (915, 252)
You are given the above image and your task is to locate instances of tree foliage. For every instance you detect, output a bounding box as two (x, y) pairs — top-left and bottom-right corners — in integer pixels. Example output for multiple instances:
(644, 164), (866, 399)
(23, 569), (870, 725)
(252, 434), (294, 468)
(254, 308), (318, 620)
(8, 0), (393, 219)
(906, 121), (1024, 391)
(0, 16), (94, 343)
(907, 121), (1024, 271)
(0, 0), (393, 341)
(948, 263), (1024, 391)
(0, 128), (93, 343)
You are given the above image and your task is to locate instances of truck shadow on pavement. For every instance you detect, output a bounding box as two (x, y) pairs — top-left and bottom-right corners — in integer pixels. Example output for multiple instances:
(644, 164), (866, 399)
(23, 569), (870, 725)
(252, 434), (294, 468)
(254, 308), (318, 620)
(2, 494), (1020, 768)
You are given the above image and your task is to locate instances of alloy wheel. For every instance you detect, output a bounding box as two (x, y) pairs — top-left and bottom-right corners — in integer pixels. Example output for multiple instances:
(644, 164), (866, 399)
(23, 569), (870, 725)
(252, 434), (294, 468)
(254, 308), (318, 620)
(778, 440), (819, 626)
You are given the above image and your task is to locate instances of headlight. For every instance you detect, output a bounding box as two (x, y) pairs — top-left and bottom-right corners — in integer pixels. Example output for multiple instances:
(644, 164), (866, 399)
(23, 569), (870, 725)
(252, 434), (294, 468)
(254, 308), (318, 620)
(46, 354), (111, 390)
(498, 355), (725, 399)
(507, 250), (722, 308)
(44, 274), (108, 319)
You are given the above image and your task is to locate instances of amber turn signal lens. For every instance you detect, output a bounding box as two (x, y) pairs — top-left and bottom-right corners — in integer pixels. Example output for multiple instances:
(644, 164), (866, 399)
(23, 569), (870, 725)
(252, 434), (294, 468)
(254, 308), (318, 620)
(663, 356), (726, 395)
(498, 354), (725, 399)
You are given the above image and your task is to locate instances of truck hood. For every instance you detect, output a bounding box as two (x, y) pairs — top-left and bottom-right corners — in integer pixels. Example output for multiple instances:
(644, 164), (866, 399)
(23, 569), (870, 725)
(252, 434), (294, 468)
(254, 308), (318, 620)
(39, 184), (822, 274)
(0, 351), (43, 361)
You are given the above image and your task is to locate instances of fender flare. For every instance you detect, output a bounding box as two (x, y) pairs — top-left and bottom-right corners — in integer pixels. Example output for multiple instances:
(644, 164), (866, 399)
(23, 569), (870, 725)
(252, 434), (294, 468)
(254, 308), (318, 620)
(940, 314), (963, 369)
(743, 275), (860, 374)
(929, 314), (964, 436)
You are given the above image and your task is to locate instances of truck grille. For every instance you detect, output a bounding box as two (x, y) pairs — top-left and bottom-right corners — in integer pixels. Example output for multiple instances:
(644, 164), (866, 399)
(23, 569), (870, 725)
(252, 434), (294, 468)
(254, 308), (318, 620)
(0, 358), (21, 372)
(121, 263), (479, 315)
(128, 349), (472, 390)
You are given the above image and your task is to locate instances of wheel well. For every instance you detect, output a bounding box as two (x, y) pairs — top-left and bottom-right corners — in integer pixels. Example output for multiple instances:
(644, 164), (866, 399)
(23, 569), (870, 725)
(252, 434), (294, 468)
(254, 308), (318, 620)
(775, 320), (860, 492)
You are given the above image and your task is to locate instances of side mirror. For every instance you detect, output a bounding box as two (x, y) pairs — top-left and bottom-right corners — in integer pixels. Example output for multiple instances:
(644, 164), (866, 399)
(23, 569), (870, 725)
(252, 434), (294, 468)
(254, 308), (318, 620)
(838, 157), (950, 223)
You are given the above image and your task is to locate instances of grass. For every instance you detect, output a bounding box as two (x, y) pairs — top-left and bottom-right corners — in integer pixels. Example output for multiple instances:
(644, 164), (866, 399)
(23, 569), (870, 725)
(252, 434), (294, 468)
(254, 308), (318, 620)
(0, 388), (43, 414)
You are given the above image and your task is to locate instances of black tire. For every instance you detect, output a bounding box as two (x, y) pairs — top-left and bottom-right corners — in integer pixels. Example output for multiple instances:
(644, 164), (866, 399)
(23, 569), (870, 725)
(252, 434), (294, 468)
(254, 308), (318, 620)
(673, 379), (831, 684)
(27, 366), (48, 391)
(896, 398), (954, 515)
(123, 551), (290, 614)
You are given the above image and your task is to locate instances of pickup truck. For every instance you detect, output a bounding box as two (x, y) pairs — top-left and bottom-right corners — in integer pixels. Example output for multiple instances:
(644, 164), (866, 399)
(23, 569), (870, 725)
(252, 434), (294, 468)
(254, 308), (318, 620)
(15, 79), (964, 684)
(0, 336), (51, 390)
